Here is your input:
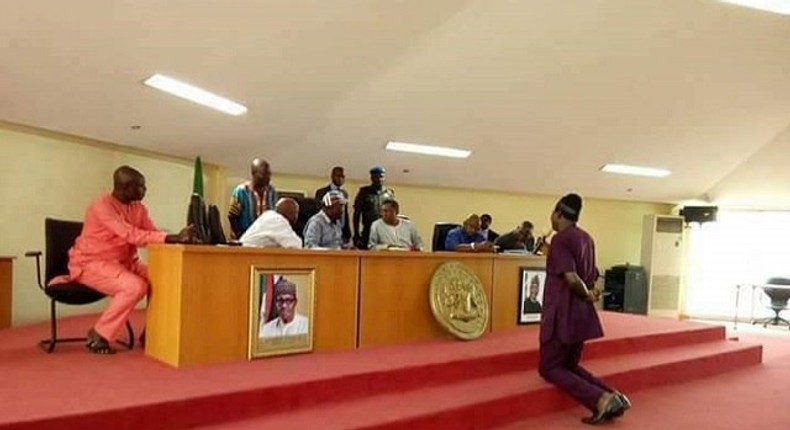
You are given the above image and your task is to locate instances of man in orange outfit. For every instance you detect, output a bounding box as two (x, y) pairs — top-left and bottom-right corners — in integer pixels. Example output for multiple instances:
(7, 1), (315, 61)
(68, 166), (198, 354)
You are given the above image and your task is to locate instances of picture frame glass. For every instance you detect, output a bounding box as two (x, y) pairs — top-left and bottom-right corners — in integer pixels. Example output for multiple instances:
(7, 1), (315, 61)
(249, 268), (315, 358)
(519, 268), (546, 324)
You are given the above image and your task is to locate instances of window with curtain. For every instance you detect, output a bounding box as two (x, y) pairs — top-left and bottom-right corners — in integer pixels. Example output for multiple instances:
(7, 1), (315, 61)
(685, 210), (790, 319)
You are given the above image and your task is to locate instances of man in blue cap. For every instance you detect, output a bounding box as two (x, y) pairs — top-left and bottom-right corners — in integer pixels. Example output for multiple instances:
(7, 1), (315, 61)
(352, 166), (395, 249)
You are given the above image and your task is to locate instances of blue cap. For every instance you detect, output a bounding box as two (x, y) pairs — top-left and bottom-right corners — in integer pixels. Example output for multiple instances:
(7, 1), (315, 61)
(370, 166), (385, 175)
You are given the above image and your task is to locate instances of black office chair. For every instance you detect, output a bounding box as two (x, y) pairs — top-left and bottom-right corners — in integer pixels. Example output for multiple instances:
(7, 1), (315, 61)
(432, 223), (461, 251)
(295, 197), (321, 239)
(25, 218), (134, 352)
(187, 193), (227, 245)
(753, 277), (790, 329)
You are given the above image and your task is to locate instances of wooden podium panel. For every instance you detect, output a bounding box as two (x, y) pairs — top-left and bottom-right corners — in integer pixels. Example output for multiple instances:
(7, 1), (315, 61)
(0, 257), (13, 329)
(147, 245), (359, 367)
(358, 252), (495, 348)
(146, 244), (544, 367)
(490, 255), (546, 332)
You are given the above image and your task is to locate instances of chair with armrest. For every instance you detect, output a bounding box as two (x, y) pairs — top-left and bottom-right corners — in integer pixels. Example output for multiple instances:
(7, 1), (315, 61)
(432, 223), (461, 252)
(25, 218), (134, 352)
(753, 277), (790, 329)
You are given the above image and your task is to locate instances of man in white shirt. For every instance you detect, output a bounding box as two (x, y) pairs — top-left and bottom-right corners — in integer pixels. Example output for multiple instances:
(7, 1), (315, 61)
(239, 198), (302, 248)
(368, 199), (423, 250)
(260, 278), (309, 338)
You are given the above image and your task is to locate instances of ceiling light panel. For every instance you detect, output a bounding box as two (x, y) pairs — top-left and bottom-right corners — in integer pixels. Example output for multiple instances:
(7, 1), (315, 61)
(720, 0), (790, 15)
(143, 74), (247, 116)
(600, 163), (671, 178)
(385, 141), (471, 158)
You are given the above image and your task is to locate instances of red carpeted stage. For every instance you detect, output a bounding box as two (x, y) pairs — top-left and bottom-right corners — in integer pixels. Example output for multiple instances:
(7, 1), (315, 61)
(0, 311), (761, 430)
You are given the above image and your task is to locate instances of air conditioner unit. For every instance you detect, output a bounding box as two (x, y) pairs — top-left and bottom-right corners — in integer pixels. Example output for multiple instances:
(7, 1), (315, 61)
(641, 215), (685, 318)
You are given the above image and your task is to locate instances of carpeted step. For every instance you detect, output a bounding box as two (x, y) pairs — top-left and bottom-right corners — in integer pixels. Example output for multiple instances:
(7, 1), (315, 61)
(0, 313), (735, 430)
(196, 340), (761, 430)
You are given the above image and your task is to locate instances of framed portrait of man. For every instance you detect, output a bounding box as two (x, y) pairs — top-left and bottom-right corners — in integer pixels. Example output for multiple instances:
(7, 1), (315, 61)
(249, 267), (315, 358)
(518, 267), (546, 324)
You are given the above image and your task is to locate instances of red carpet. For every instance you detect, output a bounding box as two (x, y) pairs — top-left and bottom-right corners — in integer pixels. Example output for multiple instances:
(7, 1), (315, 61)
(496, 329), (790, 429)
(0, 311), (762, 430)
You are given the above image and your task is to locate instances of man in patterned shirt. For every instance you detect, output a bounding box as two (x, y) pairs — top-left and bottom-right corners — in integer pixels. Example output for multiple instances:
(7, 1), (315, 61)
(228, 158), (278, 239)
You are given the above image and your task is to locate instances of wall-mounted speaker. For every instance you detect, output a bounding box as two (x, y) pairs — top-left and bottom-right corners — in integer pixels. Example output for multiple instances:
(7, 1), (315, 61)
(680, 206), (718, 223)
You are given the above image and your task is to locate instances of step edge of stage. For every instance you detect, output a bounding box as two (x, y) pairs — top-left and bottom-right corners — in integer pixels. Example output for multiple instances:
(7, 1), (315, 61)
(186, 341), (762, 430)
(1, 340), (761, 430)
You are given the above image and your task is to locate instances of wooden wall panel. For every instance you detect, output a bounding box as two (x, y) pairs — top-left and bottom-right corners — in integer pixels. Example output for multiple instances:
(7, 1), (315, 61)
(146, 245), (538, 367)
(0, 257), (13, 329)
(146, 246), (358, 367)
(146, 247), (183, 366)
(358, 253), (494, 348)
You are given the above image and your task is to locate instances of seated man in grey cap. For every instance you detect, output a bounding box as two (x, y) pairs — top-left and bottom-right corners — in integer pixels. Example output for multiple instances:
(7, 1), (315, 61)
(353, 166), (395, 249)
(303, 190), (347, 249)
(260, 278), (309, 338)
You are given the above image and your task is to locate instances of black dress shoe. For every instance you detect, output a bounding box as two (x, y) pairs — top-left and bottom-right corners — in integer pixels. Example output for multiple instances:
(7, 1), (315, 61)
(582, 395), (626, 425)
(608, 392), (631, 419)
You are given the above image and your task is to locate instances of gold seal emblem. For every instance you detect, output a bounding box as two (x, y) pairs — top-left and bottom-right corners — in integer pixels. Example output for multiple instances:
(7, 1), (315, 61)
(429, 261), (489, 340)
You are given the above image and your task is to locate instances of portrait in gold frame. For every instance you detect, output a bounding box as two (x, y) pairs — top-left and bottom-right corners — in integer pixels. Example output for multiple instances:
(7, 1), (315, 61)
(249, 267), (315, 358)
(518, 267), (546, 324)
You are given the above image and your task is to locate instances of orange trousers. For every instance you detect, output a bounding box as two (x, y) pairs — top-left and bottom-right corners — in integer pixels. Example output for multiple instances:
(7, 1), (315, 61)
(73, 260), (149, 341)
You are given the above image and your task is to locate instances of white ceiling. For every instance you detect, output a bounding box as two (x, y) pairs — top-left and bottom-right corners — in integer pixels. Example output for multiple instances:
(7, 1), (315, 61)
(2, 0), (790, 205)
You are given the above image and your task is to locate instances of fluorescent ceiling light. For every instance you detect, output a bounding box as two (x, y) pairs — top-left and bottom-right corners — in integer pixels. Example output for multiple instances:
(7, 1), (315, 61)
(385, 141), (471, 158)
(601, 163), (671, 178)
(143, 74), (247, 116)
(719, 0), (790, 15)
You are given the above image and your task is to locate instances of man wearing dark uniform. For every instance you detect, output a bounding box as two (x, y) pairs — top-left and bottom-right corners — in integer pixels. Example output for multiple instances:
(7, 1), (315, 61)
(352, 166), (395, 249)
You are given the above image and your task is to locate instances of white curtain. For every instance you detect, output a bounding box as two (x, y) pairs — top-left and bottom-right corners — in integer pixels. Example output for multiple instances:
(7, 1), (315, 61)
(684, 210), (790, 319)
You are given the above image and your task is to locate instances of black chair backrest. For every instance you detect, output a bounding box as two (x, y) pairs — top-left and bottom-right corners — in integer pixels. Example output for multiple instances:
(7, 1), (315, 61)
(432, 223), (461, 252)
(187, 193), (211, 244)
(207, 204), (227, 245)
(186, 194), (229, 245)
(295, 197), (321, 239)
(44, 218), (83, 284)
(765, 277), (790, 306)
